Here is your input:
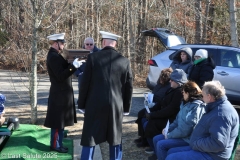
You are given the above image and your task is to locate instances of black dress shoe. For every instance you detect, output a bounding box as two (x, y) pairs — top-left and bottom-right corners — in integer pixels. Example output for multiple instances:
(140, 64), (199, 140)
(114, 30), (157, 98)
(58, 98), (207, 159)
(136, 142), (149, 148)
(50, 147), (68, 153)
(134, 137), (142, 144)
(61, 146), (68, 150)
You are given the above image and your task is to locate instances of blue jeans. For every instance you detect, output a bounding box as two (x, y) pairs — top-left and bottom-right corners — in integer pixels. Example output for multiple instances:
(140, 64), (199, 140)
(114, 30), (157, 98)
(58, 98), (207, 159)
(142, 118), (154, 149)
(166, 146), (213, 160)
(153, 134), (189, 160)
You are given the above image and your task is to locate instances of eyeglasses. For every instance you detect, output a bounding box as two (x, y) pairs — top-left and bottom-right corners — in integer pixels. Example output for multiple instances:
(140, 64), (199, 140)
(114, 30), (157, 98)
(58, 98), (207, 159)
(85, 43), (93, 46)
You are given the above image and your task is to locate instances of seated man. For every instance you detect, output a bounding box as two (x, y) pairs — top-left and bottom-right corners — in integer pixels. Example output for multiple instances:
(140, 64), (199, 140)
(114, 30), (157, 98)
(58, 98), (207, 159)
(166, 81), (239, 160)
(0, 93), (6, 126)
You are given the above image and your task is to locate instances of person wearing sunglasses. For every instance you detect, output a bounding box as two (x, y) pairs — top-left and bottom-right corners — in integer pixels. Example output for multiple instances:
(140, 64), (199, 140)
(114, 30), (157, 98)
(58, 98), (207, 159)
(83, 37), (100, 53)
(74, 37), (100, 94)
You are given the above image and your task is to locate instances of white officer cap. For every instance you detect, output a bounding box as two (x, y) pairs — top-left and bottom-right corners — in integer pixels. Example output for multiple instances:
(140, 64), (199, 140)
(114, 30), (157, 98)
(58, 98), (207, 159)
(99, 31), (121, 41)
(47, 33), (66, 43)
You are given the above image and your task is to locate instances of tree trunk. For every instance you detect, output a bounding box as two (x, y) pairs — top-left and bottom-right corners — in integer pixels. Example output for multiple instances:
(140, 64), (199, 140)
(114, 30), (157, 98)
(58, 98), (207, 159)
(195, 0), (202, 43)
(202, 0), (210, 44)
(30, 0), (38, 124)
(207, 3), (214, 44)
(228, 0), (238, 47)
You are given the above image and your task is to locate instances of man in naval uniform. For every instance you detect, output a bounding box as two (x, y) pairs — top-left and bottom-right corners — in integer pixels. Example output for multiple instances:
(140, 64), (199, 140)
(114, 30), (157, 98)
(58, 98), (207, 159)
(78, 31), (133, 159)
(44, 33), (84, 153)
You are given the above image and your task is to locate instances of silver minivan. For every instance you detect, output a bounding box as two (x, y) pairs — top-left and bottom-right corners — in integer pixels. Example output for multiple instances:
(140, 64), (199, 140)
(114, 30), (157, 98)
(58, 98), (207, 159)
(144, 28), (240, 103)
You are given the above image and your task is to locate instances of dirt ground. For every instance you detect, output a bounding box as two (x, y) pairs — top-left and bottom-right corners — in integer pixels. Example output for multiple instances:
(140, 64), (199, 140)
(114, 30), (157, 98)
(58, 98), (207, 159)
(4, 105), (152, 159)
(4, 105), (240, 160)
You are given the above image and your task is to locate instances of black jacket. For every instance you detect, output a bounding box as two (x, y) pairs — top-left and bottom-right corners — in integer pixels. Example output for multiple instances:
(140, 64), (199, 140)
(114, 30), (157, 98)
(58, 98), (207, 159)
(144, 87), (182, 138)
(44, 47), (77, 129)
(78, 46), (133, 146)
(188, 57), (215, 88)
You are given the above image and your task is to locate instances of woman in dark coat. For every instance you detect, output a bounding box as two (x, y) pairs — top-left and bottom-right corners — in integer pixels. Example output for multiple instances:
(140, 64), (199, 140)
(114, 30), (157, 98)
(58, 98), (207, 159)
(134, 68), (173, 146)
(188, 49), (215, 88)
(44, 33), (82, 153)
(137, 69), (188, 150)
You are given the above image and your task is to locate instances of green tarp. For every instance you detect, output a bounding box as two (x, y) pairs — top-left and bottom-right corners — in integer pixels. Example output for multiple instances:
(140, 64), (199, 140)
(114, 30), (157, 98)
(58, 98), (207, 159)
(0, 124), (72, 160)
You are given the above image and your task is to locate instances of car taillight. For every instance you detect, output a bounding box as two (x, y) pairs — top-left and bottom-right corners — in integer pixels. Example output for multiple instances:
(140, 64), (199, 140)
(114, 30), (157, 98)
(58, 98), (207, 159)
(148, 60), (158, 66)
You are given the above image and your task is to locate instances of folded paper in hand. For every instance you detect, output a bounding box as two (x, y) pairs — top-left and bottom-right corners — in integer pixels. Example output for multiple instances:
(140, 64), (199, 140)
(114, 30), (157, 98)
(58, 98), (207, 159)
(147, 93), (154, 104)
(164, 120), (170, 136)
(145, 105), (150, 113)
(144, 92), (154, 103)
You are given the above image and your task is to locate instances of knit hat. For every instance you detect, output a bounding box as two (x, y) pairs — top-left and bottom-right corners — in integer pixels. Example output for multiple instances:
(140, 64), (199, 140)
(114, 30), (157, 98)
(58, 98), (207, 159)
(195, 49), (208, 59)
(0, 93), (6, 114)
(170, 69), (188, 86)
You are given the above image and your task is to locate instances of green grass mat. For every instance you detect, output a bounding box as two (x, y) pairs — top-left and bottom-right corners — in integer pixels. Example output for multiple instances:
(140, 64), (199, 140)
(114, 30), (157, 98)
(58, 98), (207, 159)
(0, 124), (72, 160)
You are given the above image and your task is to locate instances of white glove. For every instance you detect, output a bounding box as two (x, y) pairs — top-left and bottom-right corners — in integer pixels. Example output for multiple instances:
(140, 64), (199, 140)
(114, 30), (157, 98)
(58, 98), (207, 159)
(73, 58), (85, 68)
(123, 112), (129, 116)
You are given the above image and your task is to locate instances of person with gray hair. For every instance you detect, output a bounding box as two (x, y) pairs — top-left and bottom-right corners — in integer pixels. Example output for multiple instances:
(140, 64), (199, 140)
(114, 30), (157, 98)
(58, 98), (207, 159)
(83, 37), (100, 53)
(165, 80), (239, 160)
(74, 37), (100, 92)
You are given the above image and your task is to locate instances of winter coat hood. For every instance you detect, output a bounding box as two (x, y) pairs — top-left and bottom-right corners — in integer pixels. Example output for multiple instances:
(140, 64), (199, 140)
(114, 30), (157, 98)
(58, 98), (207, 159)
(172, 47), (193, 64)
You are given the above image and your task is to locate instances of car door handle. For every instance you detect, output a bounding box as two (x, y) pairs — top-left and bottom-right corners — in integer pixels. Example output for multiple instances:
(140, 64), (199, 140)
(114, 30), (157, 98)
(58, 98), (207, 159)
(217, 71), (229, 76)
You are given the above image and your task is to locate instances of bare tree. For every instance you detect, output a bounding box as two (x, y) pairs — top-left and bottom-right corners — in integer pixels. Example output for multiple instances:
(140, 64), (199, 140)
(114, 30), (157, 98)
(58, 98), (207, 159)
(195, 0), (202, 43)
(202, 0), (211, 43)
(227, 0), (238, 47)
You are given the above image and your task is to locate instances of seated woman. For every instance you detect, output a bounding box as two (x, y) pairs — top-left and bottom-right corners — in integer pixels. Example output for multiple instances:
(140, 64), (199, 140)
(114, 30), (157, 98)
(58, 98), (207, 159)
(0, 93), (6, 126)
(165, 81), (239, 160)
(151, 68), (173, 103)
(170, 47), (193, 76)
(138, 69), (188, 153)
(188, 49), (215, 88)
(149, 81), (205, 160)
(141, 69), (188, 154)
(134, 68), (173, 147)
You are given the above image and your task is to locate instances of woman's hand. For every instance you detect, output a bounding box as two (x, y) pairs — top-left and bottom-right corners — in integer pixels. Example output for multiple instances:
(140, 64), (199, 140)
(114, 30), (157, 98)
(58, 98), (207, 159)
(162, 128), (165, 135)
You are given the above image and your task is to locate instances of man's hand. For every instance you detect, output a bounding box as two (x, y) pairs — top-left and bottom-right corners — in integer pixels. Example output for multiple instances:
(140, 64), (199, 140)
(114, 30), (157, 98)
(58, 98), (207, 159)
(73, 58), (85, 68)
